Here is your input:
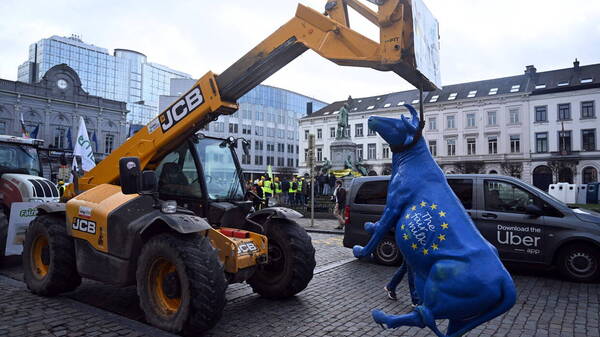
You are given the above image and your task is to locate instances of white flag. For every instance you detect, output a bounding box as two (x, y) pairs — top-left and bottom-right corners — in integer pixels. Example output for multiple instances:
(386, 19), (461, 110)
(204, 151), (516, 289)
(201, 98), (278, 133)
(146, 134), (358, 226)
(71, 117), (96, 179)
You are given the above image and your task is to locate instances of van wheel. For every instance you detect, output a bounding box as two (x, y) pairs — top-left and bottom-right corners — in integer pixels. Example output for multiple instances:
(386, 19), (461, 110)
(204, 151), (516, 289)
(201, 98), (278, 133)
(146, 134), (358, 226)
(23, 214), (81, 296)
(136, 233), (227, 335)
(557, 243), (600, 282)
(373, 236), (403, 266)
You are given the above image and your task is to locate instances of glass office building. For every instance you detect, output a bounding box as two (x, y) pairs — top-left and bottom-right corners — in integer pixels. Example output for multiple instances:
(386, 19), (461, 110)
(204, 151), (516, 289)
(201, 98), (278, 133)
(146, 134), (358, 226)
(159, 80), (327, 177)
(18, 35), (191, 124)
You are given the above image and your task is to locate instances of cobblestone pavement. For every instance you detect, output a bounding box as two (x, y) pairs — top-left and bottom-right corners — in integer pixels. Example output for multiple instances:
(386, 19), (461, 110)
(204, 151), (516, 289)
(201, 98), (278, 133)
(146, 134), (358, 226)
(1, 230), (599, 337)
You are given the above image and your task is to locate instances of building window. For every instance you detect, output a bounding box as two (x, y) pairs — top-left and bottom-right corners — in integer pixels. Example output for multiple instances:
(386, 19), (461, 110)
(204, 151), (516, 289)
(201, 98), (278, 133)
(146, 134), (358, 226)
(467, 113), (476, 127)
(317, 128), (322, 139)
(558, 131), (572, 152)
(447, 139), (456, 156)
(54, 128), (66, 149)
(241, 154), (251, 165)
(304, 149), (308, 161)
(582, 129), (596, 151)
(104, 134), (115, 154)
(382, 146), (390, 159)
(255, 126), (264, 136)
(558, 103), (571, 120)
(581, 101), (595, 119)
(446, 115), (455, 129)
(428, 117), (437, 131)
(213, 122), (225, 132)
(355, 123), (364, 137)
(367, 143), (377, 159)
(304, 129), (309, 140)
(287, 158), (294, 167)
(467, 90), (477, 98)
(535, 133), (548, 153)
(255, 140), (263, 150)
(467, 138), (476, 155)
(228, 123), (238, 133)
(277, 157), (284, 166)
(488, 136), (497, 154)
(242, 124), (251, 135)
(487, 111), (496, 126)
(510, 135), (520, 153)
(368, 127), (377, 136)
(317, 148), (323, 162)
(429, 140), (437, 156)
(356, 144), (363, 160)
(509, 109), (519, 124)
(330, 127), (336, 138)
(535, 106), (547, 122)
(0, 121), (6, 135)
(583, 167), (598, 184)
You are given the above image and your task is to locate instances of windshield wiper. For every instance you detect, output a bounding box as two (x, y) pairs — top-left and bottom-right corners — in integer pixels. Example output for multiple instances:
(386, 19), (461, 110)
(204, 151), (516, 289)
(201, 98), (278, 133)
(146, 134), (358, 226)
(16, 145), (35, 160)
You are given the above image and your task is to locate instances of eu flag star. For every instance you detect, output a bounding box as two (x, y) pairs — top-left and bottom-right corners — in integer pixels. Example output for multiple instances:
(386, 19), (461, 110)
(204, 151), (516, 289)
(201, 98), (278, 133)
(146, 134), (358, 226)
(438, 234), (446, 241)
(422, 249), (429, 255)
(403, 234), (409, 240)
(411, 243), (418, 250)
(405, 214), (410, 219)
(411, 205), (417, 211)
(439, 211), (446, 217)
(401, 224), (405, 230)
(420, 201), (427, 207)
(430, 204), (438, 210)
(441, 223), (449, 229)
(431, 243), (439, 250)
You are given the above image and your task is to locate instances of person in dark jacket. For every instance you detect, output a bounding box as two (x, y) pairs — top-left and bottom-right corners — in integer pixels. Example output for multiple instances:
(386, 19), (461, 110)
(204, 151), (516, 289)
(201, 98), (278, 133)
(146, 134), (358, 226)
(332, 180), (347, 229)
(328, 173), (336, 195)
(281, 179), (291, 205)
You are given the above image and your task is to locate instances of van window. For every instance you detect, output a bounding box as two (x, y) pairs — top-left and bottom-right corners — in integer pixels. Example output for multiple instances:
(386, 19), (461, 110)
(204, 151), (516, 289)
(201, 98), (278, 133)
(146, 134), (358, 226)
(354, 180), (389, 205)
(484, 180), (535, 213)
(447, 179), (473, 209)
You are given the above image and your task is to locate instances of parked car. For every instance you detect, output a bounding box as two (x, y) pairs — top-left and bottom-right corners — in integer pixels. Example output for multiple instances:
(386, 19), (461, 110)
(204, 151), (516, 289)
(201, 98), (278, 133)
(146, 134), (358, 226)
(343, 174), (600, 282)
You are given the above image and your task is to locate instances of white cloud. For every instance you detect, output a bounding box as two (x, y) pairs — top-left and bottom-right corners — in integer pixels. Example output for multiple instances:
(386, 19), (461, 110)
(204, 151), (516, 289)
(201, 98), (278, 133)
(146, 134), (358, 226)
(0, 0), (599, 103)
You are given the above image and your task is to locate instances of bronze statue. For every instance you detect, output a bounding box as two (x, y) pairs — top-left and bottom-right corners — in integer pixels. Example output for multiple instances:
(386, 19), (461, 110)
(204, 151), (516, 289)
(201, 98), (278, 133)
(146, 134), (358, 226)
(336, 96), (351, 139)
(321, 158), (332, 174)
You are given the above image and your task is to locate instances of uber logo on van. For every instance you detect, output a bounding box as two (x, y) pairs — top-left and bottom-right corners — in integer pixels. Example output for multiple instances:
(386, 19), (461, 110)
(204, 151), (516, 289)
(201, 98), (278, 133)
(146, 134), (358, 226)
(72, 217), (96, 234)
(496, 225), (541, 248)
(158, 85), (204, 132)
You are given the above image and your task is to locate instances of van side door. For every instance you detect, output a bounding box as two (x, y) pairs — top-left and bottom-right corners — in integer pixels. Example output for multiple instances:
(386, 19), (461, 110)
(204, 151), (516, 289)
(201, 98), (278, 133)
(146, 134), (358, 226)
(475, 178), (545, 263)
(343, 179), (389, 247)
(447, 177), (477, 221)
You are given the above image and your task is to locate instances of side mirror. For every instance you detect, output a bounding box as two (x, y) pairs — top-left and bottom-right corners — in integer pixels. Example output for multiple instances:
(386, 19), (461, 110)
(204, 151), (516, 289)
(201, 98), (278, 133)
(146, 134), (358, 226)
(119, 157), (141, 195)
(141, 170), (157, 192)
(242, 139), (250, 156)
(525, 204), (543, 217)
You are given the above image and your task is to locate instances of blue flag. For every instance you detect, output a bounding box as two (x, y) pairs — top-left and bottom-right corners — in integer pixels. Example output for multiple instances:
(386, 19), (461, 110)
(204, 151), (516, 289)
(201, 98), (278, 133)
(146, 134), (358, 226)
(91, 131), (98, 152)
(353, 104), (516, 337)
(30, 124), (40, 139)
(66, 127), (73, 150)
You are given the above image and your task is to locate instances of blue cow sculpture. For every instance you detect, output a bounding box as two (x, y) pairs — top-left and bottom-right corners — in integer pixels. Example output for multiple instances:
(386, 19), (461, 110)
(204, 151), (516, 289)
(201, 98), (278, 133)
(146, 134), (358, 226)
(353, 104), (516, 337)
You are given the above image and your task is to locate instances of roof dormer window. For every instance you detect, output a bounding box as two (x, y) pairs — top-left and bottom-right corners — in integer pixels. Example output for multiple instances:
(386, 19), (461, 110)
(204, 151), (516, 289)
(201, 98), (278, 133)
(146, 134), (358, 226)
(448, 93), (457, 100)
(367, 105), (375, 110)
(429, 95), (439, 103)
(467, 90), (477, 98)
(397, 101), (405, 106)
(510, 85), (520, 92)
(581, 78), (593, 84)
(488, 88), (498, 95)
(557, 81), (569, 87)
(535, 84), (546, 89)
(384, 103), (391, 108)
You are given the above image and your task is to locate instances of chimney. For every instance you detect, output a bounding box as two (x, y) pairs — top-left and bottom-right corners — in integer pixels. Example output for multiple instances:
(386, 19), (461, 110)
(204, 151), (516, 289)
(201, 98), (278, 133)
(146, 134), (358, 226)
(573, 58), (580, 70)
(306, 102), (313, 116)
(525, 65), (537, 76)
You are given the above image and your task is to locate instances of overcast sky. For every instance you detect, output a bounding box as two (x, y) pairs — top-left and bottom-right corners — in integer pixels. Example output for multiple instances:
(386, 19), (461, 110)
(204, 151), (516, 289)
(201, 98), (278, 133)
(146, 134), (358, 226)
(1, 0), (599, 104)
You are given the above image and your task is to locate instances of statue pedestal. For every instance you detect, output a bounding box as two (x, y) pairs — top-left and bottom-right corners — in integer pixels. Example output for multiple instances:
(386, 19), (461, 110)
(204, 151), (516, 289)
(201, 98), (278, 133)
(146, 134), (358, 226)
(330, 139), (357, 171)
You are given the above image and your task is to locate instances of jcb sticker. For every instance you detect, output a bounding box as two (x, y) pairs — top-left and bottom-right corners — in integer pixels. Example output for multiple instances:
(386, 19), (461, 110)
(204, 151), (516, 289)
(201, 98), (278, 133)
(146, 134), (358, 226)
(238, 242), (258, 255)
(158, 85), (204, 133)
(78, 206), (92, 218)
(72, 217), (96, 234)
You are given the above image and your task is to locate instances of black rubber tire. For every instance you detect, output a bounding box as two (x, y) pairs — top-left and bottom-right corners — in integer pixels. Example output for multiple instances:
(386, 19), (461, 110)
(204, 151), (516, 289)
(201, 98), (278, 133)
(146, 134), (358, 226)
(247, 220), (316, 299)
(136, 233), (227, 335)
(0, 211), (8, 260)
(557, 243), (600, 282)
(373, 236), (403, 266)
(22, 214), (81, 296)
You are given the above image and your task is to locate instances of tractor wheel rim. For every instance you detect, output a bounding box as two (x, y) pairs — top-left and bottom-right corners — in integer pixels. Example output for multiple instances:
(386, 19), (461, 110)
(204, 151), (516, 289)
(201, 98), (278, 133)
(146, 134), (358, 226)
(150, 258), (182, 315)
(31, 235), (49, 279)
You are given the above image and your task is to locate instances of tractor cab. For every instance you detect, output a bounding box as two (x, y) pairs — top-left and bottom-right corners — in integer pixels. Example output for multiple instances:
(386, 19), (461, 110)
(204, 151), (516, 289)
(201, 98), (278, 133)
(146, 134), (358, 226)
(0, 135), (43, 177)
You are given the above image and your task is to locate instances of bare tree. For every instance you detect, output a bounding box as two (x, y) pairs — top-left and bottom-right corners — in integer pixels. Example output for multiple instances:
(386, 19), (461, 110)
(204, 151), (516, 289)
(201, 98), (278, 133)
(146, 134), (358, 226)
(501, 161), (523, 178)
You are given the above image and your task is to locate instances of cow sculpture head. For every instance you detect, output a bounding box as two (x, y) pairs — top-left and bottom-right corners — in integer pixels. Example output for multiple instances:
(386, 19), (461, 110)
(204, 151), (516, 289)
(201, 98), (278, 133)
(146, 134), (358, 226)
(368, 104), (422, 151)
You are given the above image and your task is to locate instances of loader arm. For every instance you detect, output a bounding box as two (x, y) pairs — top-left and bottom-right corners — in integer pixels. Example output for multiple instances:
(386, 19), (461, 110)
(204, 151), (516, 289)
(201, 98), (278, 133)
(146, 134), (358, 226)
(64, 0), (438, 199)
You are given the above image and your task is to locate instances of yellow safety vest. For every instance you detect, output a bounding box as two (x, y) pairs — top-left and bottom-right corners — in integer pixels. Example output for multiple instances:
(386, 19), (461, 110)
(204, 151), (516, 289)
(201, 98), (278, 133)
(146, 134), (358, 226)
(263, 180), (273, 194)
(274, 182), (282, 193)
(298, 181), (303, 192)
(290, 181), (297, 193)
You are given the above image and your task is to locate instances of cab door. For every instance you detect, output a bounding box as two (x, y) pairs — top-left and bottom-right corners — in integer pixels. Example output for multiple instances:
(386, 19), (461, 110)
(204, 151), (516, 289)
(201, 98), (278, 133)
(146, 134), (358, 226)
(474, 178), (545, 263)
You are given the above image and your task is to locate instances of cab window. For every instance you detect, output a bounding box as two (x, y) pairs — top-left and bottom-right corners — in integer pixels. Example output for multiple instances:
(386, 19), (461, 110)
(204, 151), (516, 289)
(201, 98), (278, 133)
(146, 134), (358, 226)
(484, 180), (536, 213)
(447, 179), (473, 209)
(155, 144), (202, 199)
(354, 180), (388, 205)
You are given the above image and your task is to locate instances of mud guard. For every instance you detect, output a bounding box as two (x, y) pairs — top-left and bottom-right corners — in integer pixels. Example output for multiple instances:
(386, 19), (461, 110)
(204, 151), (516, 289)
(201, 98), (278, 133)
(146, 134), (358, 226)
(36, 202), (66, 214)
(246, 207), (303, 231)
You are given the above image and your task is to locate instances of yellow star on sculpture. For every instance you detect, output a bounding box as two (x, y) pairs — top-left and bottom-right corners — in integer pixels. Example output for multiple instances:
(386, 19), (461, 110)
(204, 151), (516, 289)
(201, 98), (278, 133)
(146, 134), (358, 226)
(403, 234), (409, 240)
(441, 223), (449, 229)
(439, 211), (446, 217)
(420, 201), (427, 207)
(438, 234), (446, 241)
(401, 224), (405, 230)
(405, 214), (410, 219)
(430, 204), (438, 210)
(411, 243), (418, 250)
(411, 205), (417, 211)
(422, 248), (429, 255)
(431, 243), (439, 250)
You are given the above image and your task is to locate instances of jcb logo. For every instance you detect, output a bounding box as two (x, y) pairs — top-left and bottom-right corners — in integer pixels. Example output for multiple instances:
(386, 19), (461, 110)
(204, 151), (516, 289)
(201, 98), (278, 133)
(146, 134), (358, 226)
(72, 217), (96, 234)
(159, 85), (204, 132)
(238, 242), (258, 255)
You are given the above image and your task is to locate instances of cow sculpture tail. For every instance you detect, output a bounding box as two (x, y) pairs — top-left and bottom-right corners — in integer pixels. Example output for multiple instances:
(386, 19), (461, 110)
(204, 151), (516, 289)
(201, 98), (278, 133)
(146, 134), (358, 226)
(372, 276), (516, 337)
